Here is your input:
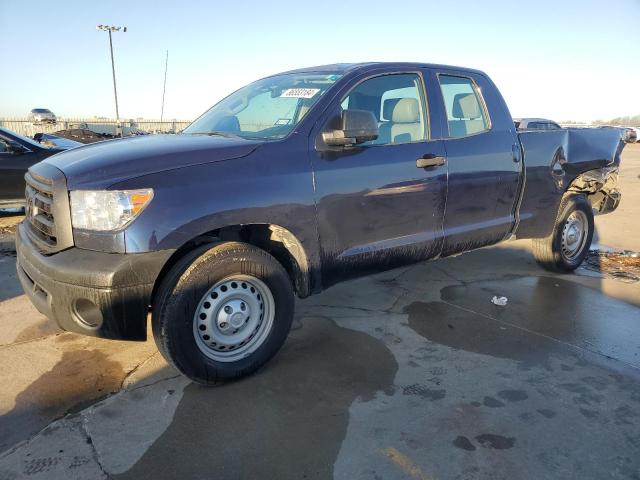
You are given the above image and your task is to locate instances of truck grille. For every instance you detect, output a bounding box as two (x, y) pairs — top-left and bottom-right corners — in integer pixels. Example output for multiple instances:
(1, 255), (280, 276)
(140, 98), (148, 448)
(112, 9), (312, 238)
(25, 172), (57, 247)
(23, 163), (74, 254)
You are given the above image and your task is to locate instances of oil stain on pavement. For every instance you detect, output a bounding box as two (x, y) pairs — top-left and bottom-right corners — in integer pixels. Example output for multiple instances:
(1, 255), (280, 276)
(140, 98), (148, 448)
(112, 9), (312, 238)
(115, 316), (397, 480)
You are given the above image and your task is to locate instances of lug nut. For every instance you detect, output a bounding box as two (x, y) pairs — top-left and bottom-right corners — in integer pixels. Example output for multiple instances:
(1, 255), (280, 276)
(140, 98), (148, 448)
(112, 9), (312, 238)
(224, 306), (232, 314)
(240, 302), (246, 311)
(219, 321), (228, 328)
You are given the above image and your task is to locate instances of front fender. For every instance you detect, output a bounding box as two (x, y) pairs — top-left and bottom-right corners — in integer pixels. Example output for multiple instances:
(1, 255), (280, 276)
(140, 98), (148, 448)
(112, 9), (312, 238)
(111, 142), (321, 294)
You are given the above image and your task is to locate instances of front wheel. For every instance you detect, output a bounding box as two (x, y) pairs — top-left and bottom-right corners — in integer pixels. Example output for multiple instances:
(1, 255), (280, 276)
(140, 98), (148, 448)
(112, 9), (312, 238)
(152, 241), (294, 385)
(532, 195), (594, 272)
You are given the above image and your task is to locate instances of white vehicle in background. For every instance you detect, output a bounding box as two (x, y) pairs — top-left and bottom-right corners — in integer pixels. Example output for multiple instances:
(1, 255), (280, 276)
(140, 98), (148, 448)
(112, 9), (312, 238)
(599, 125), (638, 143)
(622, 127), (638, 143)
(514, 118), (562, 130)
(27, 108), (57, 124)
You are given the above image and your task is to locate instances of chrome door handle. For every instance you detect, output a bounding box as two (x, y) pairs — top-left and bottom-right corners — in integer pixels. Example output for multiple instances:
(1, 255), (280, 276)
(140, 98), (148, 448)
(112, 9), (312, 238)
(417, 154), (446, 168)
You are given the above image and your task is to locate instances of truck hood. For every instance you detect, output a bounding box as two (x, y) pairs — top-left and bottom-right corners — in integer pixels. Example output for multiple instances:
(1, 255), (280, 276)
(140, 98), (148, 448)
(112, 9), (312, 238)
(43, 134), (261, 189)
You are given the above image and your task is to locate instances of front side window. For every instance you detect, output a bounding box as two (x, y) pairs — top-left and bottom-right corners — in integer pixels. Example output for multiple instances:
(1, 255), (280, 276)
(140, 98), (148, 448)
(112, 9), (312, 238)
(184, 73), (342, 140)
(438, 75), (489, 138)
(340, 73), (428, 146)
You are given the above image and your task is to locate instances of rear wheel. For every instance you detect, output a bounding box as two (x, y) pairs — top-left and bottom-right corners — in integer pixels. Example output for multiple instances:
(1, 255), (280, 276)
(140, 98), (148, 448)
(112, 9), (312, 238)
(152, 241), (294, 385)
(532, 195), (594, 272)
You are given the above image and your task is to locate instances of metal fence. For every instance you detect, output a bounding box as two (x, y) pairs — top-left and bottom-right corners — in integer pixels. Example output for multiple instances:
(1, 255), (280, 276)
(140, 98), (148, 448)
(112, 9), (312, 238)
(0, 117), (192, 137)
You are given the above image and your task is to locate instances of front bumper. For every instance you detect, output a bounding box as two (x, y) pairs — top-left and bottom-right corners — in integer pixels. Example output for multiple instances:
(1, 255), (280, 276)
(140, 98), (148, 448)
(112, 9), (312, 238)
(16, 223), (174, 340)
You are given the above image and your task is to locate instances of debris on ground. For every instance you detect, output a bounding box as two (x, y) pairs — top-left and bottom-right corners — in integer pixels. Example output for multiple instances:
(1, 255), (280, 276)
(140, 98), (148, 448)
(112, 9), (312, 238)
(0, 212), (22, 253)
(583, 250), (640, 283)
(491, 296), (508, 306)
(51, 128), (116, 144)
(0, 213), (22, 236)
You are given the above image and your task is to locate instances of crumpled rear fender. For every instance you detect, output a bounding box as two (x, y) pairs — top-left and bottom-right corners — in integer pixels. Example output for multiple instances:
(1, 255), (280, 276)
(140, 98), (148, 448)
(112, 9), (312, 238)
(516, 127), (625, 238)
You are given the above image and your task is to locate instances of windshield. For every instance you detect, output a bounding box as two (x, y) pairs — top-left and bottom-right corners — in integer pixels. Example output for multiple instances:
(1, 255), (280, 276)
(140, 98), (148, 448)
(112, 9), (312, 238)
(183, 72), (342, 140)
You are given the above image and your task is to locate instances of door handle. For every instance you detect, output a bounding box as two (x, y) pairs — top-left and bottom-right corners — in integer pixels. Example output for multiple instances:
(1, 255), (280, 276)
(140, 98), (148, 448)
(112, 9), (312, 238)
(416, 154), (446, 168)
(512, 144), (521, 163)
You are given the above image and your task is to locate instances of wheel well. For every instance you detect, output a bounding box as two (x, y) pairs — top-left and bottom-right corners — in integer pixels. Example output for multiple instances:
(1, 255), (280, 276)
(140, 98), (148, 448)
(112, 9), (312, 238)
(151, 224), (311, 303)
(566, 167), (620, 213)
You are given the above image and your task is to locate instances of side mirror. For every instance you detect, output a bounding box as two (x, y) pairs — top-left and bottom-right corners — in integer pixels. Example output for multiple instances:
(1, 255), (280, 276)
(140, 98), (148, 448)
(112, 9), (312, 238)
(322, 109), (379, 146)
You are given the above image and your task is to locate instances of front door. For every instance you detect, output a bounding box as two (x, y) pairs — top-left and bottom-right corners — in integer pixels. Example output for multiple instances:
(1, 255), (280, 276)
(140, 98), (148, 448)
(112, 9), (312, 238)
(310, 71), (448, 287)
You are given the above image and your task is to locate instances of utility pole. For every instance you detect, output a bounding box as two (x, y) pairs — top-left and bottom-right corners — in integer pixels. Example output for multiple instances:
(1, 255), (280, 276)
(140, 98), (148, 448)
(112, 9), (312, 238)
(97, 25), (127, 137)
(160, 50), (169, 124)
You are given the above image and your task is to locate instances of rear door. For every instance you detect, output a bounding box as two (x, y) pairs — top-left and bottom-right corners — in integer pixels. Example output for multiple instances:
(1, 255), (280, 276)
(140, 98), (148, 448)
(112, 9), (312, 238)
(427, 69), (522, 255)
(310, 70), (448, 286)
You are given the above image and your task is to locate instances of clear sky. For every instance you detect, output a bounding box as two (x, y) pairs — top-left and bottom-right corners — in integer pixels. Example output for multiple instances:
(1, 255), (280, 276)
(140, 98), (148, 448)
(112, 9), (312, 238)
(1, 0), (638, 122)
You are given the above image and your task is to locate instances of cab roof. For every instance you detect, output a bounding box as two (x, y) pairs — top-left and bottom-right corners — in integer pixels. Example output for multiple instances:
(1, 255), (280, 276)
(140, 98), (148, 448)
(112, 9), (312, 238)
(279, 62), (486, 77)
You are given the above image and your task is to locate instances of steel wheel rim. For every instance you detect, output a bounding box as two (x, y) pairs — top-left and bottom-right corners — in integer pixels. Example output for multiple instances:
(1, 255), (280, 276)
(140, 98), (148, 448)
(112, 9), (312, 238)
(561, 210), (588, 261)
(193, 275), (275, 362)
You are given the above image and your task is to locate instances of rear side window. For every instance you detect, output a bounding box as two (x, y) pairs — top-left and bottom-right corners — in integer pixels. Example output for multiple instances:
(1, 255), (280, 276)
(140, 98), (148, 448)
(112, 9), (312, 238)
(438, 75), (489, 138)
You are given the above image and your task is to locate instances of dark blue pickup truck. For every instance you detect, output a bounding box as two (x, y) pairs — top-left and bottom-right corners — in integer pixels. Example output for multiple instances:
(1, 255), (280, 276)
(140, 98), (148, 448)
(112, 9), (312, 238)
(16, 63), (624, 384)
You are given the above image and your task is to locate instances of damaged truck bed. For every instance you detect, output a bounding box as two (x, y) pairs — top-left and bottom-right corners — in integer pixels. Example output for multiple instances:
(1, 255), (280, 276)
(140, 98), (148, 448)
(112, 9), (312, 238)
(516, 127), (623, 239)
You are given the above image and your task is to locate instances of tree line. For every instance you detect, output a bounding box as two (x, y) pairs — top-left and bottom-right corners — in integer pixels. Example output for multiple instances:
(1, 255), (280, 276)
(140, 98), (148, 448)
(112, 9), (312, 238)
(593, 115), (640, 127)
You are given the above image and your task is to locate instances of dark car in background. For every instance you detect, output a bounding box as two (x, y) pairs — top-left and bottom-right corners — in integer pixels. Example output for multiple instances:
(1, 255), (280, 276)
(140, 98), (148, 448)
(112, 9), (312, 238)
(27, 108), (57, 124)
(0, 127), (78, 208)
(514, 117), (562, 130)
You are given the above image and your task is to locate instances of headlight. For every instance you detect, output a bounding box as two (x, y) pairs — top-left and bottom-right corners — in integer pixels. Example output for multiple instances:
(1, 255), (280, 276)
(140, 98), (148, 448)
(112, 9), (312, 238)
(70, 189), (153, 231)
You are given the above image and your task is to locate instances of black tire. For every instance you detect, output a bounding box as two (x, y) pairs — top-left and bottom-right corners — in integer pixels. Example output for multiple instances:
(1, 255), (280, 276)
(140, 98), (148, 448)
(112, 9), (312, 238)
(532, 194), (594, 272)
(152, 241), (294, 385)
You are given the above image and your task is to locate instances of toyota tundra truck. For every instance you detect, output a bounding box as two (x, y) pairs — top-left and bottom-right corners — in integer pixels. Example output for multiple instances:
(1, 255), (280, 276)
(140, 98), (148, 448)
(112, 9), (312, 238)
(16, 62), (624, 384)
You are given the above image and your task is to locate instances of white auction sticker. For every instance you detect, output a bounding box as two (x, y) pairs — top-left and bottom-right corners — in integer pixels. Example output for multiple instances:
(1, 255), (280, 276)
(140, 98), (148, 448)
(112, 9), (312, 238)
(280, 88), (320, 99)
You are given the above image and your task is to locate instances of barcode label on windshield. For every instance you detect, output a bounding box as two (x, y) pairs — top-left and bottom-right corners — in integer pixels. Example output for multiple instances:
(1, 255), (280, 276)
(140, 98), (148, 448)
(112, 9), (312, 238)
(280, 88), (320, 99)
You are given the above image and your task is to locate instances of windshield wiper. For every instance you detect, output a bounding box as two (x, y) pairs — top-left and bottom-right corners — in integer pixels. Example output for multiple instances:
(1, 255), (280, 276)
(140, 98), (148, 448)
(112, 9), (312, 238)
(205, 130), (242, 139)
(182, 130), (243, 139)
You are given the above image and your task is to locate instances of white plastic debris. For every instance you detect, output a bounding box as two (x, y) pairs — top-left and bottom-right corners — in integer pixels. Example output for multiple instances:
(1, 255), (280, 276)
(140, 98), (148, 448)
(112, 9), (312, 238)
(491, 296), (508, 306)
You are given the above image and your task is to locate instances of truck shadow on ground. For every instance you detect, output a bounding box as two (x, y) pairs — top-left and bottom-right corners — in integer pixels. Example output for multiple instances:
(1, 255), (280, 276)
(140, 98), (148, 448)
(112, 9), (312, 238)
(114, 316), (397, 480)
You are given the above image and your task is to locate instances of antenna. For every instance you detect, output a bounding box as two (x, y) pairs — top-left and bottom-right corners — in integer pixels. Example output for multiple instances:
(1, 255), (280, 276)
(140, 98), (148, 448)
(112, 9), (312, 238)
(160, 50), (169, 125)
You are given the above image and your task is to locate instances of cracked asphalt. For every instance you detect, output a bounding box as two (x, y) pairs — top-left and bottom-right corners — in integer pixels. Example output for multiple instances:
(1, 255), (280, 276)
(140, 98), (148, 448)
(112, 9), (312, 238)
(0, 144), (639, 479)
